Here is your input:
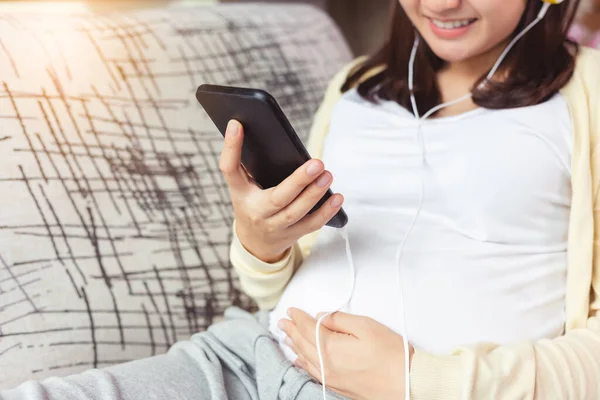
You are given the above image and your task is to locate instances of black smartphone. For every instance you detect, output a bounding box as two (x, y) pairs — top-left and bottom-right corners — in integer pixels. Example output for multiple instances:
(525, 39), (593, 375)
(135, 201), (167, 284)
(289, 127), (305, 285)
(196, 84), (348, 229)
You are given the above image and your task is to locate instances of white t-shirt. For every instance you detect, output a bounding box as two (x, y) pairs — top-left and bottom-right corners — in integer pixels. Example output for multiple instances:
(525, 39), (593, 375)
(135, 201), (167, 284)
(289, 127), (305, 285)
(270, 89), (573, 359)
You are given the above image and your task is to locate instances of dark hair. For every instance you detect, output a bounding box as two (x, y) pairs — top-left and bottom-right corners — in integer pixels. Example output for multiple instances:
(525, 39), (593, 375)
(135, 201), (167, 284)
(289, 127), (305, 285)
(342, 0), (581, 113)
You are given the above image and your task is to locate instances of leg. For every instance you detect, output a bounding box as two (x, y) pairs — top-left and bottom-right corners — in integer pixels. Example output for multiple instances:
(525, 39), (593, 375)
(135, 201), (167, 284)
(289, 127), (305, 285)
(1, 331), (255, 400)
(1, 307), (348, 400)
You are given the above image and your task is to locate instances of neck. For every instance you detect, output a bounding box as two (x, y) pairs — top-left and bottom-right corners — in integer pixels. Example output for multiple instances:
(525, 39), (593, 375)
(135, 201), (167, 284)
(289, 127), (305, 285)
(429, 38), (511, 118)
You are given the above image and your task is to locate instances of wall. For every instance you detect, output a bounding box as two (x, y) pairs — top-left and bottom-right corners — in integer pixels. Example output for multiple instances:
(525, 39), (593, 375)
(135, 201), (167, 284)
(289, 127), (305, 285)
(0, 0), (391, 55)
(219, 0), (391, 56)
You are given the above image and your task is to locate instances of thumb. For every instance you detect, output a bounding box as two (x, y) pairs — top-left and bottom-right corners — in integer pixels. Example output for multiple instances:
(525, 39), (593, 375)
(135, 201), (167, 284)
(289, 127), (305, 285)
(219, 119), (249, 191)
(316, 311), (365, 336)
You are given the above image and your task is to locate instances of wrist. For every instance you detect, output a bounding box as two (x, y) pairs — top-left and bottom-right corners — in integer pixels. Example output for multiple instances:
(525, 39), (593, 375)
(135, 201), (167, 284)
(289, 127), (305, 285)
(238, 237), (288, 264)
(250, 247), (289, 264)
(233, 220), (289, 264)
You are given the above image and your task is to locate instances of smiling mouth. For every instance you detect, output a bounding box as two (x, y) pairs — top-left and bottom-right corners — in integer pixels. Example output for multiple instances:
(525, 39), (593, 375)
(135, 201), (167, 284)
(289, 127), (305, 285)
(430, 18), (477, 29)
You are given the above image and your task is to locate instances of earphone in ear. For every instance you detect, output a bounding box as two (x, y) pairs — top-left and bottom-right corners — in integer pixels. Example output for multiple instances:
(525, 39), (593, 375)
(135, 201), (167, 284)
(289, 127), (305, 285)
(484, 0), (566, 86)
(540, 0), (566, 18)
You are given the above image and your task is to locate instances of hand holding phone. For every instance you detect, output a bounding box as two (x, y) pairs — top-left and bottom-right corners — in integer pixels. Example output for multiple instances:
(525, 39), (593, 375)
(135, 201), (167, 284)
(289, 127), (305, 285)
(197, 84), (347, 263)
(219, 120), (344, 263)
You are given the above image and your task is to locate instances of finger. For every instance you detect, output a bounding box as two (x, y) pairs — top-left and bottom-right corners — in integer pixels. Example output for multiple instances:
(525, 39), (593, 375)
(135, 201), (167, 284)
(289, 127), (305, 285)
(263, 159), (325, 216)
(285, 337), (320, 375)
(287, 308), (318, 346)
(295, 353), (322, 382)
(279, 318), (320, 369)
(271, 171), (333, 227)
(315, 311), (365, 337)
(219, 120), (250, 191)
(294, 345), (352, 400)
(292, 193), (344, 234)
(288, 308), (339, 352)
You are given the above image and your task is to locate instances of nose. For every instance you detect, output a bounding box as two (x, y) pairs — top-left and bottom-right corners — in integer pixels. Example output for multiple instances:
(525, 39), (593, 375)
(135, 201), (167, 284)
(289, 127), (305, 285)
(422, 0), (461, 14)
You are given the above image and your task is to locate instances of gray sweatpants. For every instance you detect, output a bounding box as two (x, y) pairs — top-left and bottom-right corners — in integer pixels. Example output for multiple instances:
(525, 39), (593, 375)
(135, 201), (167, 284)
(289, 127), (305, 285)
(1, 307), (348, 400)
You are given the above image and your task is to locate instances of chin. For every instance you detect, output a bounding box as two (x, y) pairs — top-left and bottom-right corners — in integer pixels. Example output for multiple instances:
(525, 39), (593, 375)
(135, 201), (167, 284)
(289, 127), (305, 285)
(426, 42), (476, 63)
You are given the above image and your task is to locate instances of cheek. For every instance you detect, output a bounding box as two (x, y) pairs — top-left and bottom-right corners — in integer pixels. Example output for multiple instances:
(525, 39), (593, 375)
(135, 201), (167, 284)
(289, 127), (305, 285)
(398, 0), (419, 22)
(478, 1), (526, 43)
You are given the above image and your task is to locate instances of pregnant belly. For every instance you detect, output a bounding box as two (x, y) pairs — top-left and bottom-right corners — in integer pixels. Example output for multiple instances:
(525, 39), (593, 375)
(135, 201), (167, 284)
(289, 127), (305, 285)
(268, 225), (566, 358)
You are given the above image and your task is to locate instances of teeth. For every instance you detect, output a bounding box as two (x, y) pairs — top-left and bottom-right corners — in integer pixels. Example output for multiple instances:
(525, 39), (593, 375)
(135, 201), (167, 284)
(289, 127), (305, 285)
(432, 19), (474, 29)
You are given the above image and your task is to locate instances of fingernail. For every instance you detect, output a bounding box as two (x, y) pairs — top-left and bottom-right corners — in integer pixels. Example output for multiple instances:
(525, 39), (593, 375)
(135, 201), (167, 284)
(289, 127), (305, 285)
(278, 319), (286, 330)
(226, 120), (239, 137)
(306, 161), (323, 176)
(287, 308), (293, 318)
(330, 195), (343, 208)
(315, 172), (331, 188)
(284, 336), (293, 347)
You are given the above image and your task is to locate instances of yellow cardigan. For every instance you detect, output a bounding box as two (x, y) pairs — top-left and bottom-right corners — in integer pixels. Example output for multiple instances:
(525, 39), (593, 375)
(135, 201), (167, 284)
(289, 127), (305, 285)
(230, 47), (600, 399)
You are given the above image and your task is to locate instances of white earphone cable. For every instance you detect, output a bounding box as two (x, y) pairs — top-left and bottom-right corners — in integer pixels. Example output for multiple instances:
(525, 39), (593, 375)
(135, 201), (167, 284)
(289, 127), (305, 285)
(396, 119), (426, 400)
(316, 226), (356, 400)
(483, 1), (552, 86)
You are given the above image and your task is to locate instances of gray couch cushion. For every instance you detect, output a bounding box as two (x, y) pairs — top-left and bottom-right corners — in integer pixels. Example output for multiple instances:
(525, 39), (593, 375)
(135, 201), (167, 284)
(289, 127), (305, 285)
(0, 3), (351, 388)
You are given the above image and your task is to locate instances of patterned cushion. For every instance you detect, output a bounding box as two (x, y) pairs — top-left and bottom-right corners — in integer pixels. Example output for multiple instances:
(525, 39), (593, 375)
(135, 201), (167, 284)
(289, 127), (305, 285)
(0, 3), (351, 388)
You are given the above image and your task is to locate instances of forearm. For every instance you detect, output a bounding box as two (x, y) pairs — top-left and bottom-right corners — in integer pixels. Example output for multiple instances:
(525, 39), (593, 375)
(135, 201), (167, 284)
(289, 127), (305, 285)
(229, 222), (319, 310)
(230, 228), (302, 310)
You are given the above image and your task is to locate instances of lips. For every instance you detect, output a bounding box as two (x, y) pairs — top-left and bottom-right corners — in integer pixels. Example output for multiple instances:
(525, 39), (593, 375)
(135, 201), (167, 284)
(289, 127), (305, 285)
(428, 17), (477, 39)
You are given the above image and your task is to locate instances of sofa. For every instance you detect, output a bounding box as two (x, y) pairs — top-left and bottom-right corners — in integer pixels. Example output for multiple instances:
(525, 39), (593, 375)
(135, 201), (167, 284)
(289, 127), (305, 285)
(0, 2), (352, 388)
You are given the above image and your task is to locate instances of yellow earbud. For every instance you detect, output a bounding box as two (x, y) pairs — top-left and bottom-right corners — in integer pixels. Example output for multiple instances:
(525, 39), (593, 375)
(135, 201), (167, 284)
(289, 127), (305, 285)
(538, 0), (565, 18)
